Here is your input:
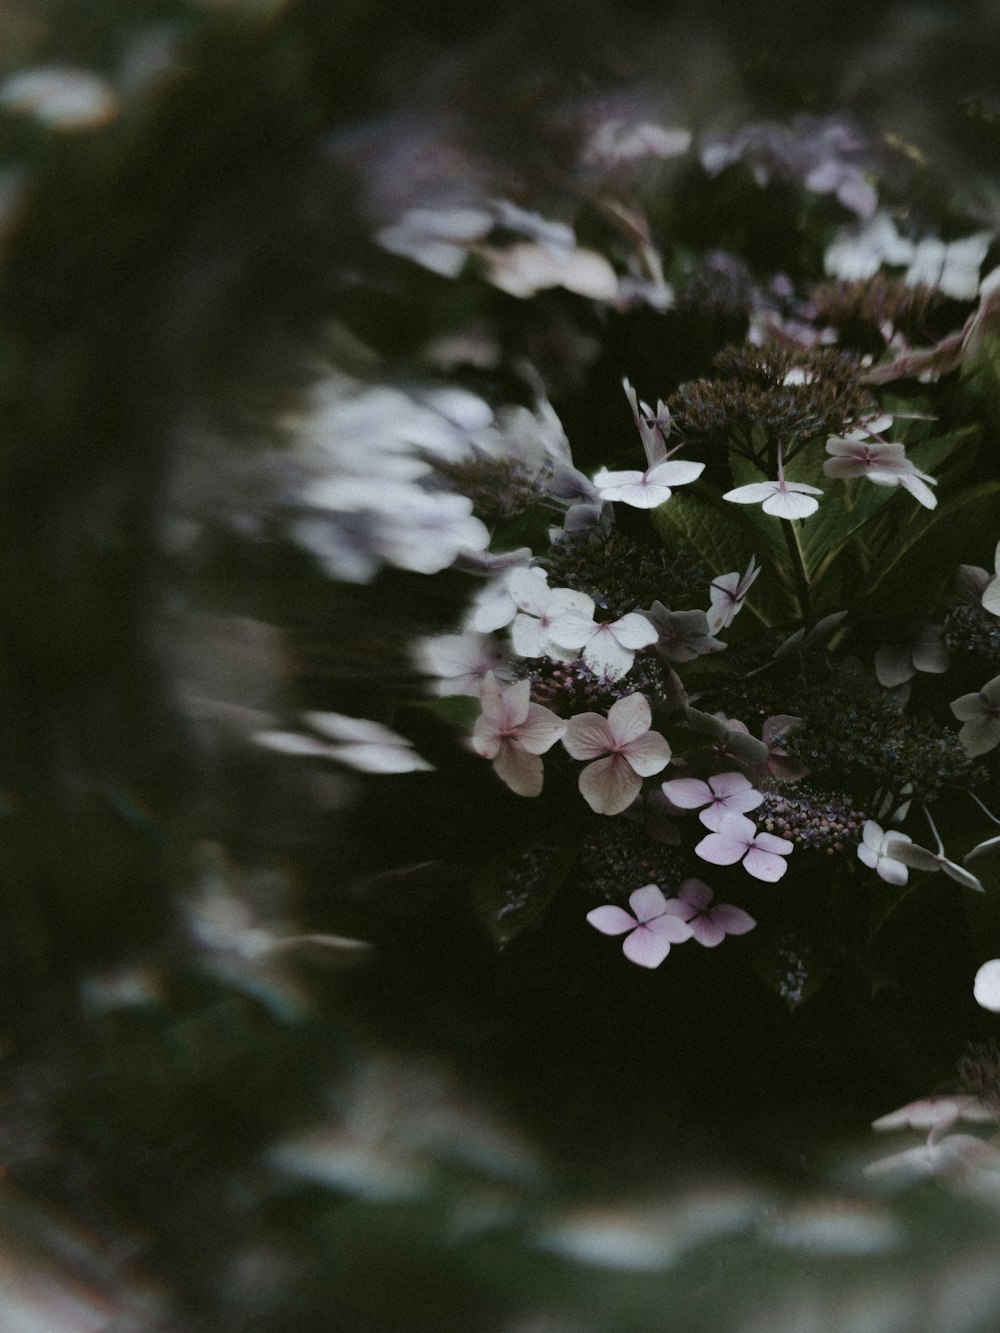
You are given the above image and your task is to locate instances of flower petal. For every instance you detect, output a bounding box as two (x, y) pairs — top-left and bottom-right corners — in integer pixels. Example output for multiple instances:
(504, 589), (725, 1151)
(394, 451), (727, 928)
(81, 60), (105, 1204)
(578, 754), (643, 816)
(645, 459), (705, 487)
(694, 831), (747, 866)
(563, 712), (613, 760)
(742, 846), (788, 881)
(493, 740), (544, 797)
(628, 883), (668, 923)
(517, 704), (568, 754)
(723, 482), (780, 504)
(622, 922), (674, 968)
(622, 731), (672, 777)
(581, 627), (635, 679)
(676, 878), (713, 910)
(660, 777), (713, 809)
(610, 613), (659, 651)
(710, 905), (756, 936)
(606, 692), (652, 744)
(586, 905), (637, 936)
(761, 489), (820, 519)
(689, 915), (727, 947)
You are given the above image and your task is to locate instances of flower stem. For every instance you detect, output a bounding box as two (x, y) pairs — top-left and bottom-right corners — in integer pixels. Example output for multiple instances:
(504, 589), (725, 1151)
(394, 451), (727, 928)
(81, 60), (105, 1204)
(780, 516), (812, 619)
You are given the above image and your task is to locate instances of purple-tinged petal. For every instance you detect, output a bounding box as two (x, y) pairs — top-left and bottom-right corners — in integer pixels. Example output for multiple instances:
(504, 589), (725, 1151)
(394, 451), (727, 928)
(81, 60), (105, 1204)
(710, 905), (756, 936)
(660, 777), (713, 809)
(563, 712), (613, 760)
(494, 741), (544, 797)
(742, 847), (788, 881)
(579, 754), (642, 816)
(661, 897), (698, 923)
(695, 831), (748, 866)
(628, 884), (668, 923)
(622, 922), (674, 968)
(586, 905), (636, 936)
(689, 915), (727, 947)
(708, 771), (754, 799)
(753, 831), (794, 856)
(676, 878), (713, 910)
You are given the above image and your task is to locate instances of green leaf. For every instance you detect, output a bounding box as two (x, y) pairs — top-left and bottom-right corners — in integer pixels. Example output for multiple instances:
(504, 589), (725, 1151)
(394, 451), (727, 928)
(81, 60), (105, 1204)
(650, 486), (797, 627)
(470, 841), (578, 949)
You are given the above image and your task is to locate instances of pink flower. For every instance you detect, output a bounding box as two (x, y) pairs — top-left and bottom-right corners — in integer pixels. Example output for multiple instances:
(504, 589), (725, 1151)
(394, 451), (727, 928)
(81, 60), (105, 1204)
(586, 884), (693, 968)
(695, 812), (793, 881)
(670, 878), (756, 947)
(563, 693), (671, 815)
(661, 771), (763, 831)
(823, 431), (937, 509)
(472, 672), (567, 797)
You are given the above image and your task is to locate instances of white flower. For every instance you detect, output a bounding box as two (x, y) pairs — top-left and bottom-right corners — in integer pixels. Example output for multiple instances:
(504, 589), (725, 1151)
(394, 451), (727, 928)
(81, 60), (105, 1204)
(707, 557), (760, 632)
(722, 478), (822, 519)
(903, 231), (993, 301)
(256, 713), (434, 774)
(951, 675), (1000, 757)
(548, 602), (658, 680)
(857, 820), (911, 885)
(464, 559), (540, 632)
(415, 631), (510, 696)
(593, 458), (704, 509)
(823, 431), (938, 510)
(508, 570), (594, 659)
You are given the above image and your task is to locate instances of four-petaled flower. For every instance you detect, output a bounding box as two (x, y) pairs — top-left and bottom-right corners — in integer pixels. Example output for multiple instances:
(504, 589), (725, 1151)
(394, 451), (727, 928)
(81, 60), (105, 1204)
(549, 601), (659, 680)
(593, 458), (704, 509)
(669, 878), (756, 947)
(563, 693), (671, 815)
(661, 771), (763, 831)
(823, 430), (938, 509)
(644, 603), (726, 663)
(508, 568), (594, 659)
(722, 477), (823, 519)
(951, 675), (1000, 757)
(472, 672), (567, 797)
(586, 883), (694, 968)
(857, 820), (912, 885)
(707, 556), (760, 633)
(695, 812), (793, 881)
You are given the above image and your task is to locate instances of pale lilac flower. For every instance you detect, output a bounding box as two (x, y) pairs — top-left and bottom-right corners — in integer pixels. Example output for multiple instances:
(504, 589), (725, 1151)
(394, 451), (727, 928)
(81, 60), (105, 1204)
(707, 557), (760, 632)
(722, 477), (822, 519)
(644, 604), (726, 663)
(857, 820), (912, 885)
(874, 624), (950, 687)
(661, 771), (763, 831)
(508, 570), (594, 659)
(695, 812), (793, 881)
(415, 631), (510, 696)
(669, 878), (756, 947)
(549, 603), (658, 680)
(586, 883), (693, 968)
(472, 673), (566, 798)
(563, 693), (671, 815)
(975, 959), (1000, 1012)
(951, 675), (1000, 757)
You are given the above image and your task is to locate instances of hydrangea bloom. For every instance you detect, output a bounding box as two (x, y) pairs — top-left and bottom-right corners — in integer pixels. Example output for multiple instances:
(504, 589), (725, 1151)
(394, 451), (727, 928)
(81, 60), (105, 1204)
(586, 884), (694, 968)
(695, 812), (793, 881)
(563, 693), (671, 815)
(415, 630), (510, 696)
(857, 820), (911, 885)
(722, 477), (823, 519)
(950, 675), (1000, 757)
(593, 458), (704, 509)
(661, 772), (763, 831)
(823, 431), (937, 510)
(644, 604), (726, 663)
(508, 570), (594, 659)
(706, 557), (760, 632)
(669, 878), (756, 947)
(472, 673), (567, 797)
(548, 601), (658, 680)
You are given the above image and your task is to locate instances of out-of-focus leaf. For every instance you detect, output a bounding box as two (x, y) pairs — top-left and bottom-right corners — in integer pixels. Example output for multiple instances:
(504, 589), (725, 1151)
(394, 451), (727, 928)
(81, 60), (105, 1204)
(471, 842), (578, 948)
